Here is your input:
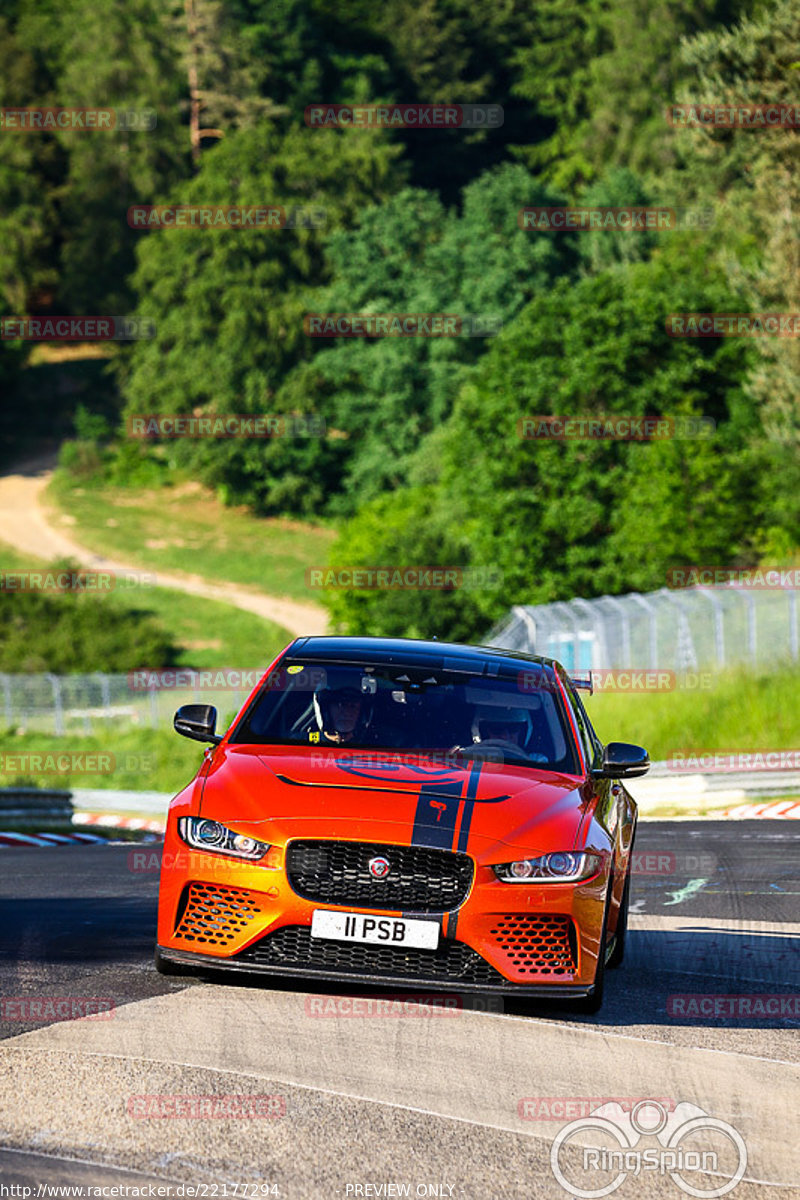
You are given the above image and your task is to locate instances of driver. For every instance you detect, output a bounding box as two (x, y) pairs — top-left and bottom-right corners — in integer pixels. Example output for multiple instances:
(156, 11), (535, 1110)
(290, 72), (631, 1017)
(471, 706), (530, 748)
(312, 685), (370, 745)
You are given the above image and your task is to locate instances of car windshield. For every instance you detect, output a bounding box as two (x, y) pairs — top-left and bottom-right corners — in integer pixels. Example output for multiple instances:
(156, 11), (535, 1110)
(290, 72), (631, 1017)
(231, 659), (581, 774)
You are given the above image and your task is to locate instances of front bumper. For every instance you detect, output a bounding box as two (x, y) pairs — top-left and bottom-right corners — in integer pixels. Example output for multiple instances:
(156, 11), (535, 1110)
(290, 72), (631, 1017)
(155, 942), (596, 999)
(156, 825), (608, 993)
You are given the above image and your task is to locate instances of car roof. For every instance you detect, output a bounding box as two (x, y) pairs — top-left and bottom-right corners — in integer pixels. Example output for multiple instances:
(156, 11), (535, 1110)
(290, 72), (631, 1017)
(286, 635), (560, 679)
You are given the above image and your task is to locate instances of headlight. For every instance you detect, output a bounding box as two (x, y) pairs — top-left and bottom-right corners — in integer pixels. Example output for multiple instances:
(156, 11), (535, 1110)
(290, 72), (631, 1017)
(493, 851), (601, 883)
(178, 817), (271, 861)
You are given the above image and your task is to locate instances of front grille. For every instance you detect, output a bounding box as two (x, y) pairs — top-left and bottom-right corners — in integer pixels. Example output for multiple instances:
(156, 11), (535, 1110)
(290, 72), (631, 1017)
(490, 915), (577, 975)
(173, 882), (263, 947)
(286, 840), (474, 913)
(236, 924), (505, 986)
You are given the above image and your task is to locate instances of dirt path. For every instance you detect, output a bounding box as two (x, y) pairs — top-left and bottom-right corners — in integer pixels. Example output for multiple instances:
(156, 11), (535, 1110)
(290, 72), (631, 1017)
(0, 455), (328, 637)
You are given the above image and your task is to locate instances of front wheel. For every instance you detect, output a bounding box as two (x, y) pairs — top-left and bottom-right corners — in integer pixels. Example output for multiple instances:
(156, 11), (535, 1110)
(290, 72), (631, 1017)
(607, 864), (631, 970)
(571, 895), (610, 1015)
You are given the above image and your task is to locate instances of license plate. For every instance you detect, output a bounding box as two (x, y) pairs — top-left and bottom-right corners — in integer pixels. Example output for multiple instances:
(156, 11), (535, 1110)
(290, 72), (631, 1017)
(311, 909), (439, 950)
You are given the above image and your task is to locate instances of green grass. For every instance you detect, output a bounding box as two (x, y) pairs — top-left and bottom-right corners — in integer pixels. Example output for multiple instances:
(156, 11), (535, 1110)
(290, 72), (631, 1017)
(47, 470), (335, 603)
(585, 664), (800, 762)
(4, 663), (797, 795)
(0, 726), (210, 794)
(0, 539), (289, 670)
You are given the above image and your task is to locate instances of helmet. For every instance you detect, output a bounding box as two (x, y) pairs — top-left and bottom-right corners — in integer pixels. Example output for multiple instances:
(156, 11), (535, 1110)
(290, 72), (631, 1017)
(313, 685), (372, 743)
(471, 705), (531, 745)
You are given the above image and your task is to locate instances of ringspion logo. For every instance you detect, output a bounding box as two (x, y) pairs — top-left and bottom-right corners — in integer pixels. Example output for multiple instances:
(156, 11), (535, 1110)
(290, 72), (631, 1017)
(550, 1100), (747, 1198)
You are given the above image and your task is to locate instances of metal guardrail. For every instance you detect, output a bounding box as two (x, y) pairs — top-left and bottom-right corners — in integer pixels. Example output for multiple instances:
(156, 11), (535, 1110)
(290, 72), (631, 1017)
(629, 762), (800, 810)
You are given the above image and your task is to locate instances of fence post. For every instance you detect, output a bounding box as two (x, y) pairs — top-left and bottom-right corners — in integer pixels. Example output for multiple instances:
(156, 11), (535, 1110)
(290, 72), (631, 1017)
(1, 674), (11, 727)
(99, 672), (111, 718)
(46, 673), (64, 736)
(629, 593), (658, 667)
(513, 606), (538, 653)
(697, 587), (725, 668)
(746, 592), (757, 663)
(604, 595), (631, 666)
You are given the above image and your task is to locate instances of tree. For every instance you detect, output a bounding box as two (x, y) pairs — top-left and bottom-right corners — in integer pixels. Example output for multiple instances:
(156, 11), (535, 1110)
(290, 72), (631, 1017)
(55, 0), (189, 312)
(283, 163), (574, 513)
(670, 0), (800, 552)
(327, 245), (760, 640)
(117, 120), (405, 509)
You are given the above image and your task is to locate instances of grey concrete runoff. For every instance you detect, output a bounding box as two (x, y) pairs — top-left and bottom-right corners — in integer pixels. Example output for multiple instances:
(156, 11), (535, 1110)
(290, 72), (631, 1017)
(0, 824), (798, 1198)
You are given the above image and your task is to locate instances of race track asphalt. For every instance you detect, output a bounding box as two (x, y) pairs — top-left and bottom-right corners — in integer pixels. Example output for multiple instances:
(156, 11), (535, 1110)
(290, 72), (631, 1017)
(0, 822), (798, 1199)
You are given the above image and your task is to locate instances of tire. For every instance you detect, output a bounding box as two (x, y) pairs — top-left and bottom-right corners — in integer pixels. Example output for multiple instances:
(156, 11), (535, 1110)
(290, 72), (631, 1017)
(607, 864), (631, 970)
(154, 946), (193, 976)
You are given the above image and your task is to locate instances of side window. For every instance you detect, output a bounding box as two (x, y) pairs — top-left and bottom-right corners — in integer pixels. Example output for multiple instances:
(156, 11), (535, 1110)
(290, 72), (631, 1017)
(567, 685), (599, 772)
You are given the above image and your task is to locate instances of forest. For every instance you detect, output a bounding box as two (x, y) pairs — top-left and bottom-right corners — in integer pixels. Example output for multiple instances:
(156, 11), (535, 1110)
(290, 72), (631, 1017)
(1, 0), (797, 641)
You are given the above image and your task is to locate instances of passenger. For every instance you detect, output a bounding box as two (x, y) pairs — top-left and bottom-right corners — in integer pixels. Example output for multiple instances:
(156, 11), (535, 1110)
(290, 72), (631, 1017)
(471, 706), (531, 748)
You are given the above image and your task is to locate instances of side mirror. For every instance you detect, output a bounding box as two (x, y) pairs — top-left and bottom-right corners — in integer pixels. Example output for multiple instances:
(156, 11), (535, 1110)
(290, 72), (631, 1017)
(174, 704), (222, 744)
(595, 742), (650, 779)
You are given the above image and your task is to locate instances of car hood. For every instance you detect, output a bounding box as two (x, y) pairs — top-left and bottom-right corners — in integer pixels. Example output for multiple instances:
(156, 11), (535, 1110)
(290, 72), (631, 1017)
(198, 745), (591, 860)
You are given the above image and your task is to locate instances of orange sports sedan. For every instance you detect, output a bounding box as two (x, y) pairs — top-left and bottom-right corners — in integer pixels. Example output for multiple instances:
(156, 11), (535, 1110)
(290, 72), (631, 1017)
(155, 636), (649, 1012)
